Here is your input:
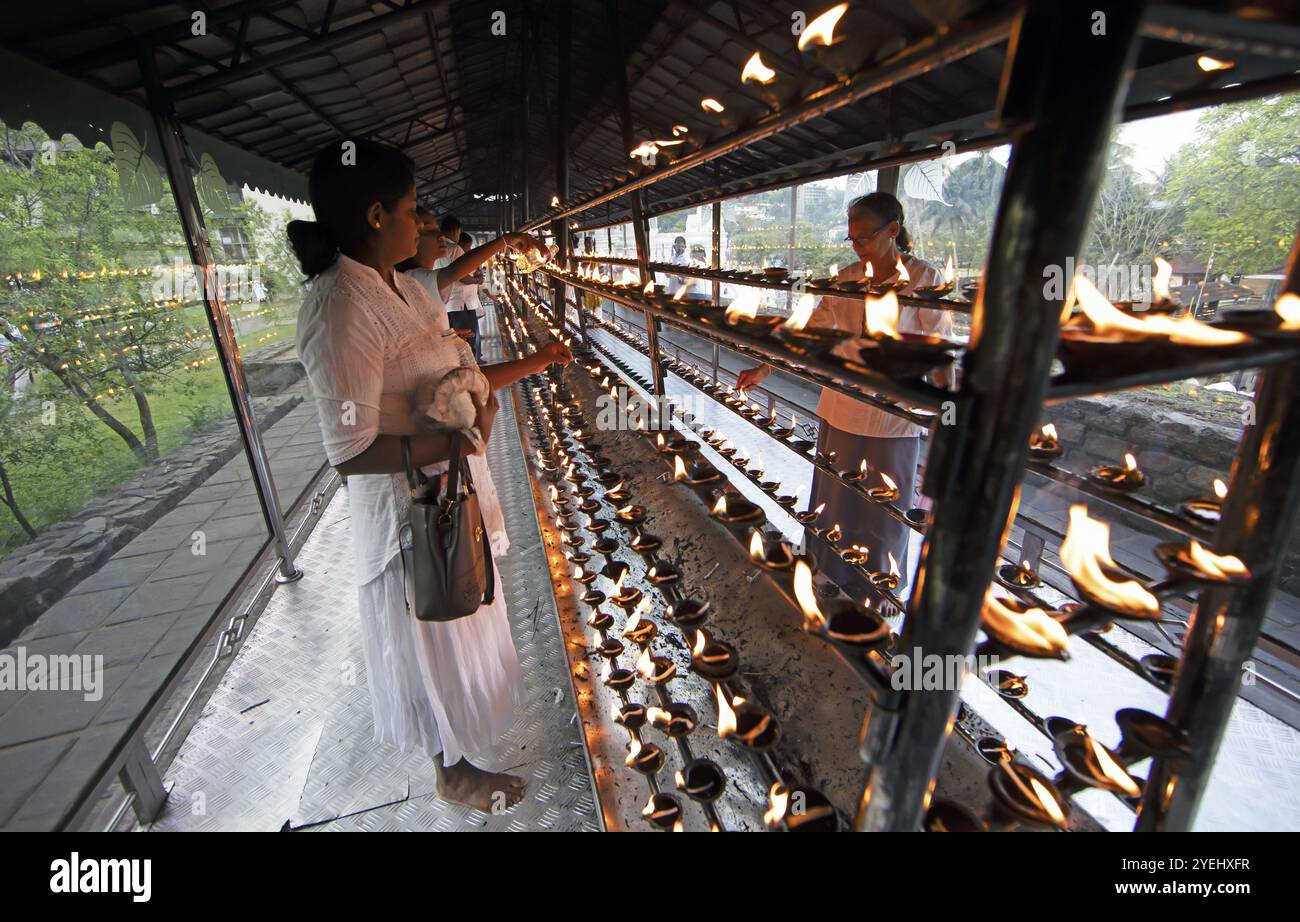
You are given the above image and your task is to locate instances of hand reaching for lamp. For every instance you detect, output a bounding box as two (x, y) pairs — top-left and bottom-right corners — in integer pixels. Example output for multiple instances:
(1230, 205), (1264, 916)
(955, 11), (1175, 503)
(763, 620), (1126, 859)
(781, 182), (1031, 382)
(736, 364), (771, 393)
(538, 341), (574, 367)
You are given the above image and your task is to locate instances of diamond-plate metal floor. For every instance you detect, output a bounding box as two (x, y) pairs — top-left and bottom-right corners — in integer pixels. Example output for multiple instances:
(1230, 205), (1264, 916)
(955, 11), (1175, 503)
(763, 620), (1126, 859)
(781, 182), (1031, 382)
(139, 316), (599, 832)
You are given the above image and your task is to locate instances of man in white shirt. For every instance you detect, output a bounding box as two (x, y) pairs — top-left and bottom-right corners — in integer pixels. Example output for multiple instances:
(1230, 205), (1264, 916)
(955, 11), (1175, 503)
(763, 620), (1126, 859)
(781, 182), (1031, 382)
(666, 235), (689, 297)
(737, 193), (953, 600)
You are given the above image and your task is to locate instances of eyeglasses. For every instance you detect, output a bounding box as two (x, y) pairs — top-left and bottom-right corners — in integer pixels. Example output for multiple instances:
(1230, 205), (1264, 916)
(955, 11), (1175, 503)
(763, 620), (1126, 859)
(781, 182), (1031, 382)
(843, 224), (891, 247)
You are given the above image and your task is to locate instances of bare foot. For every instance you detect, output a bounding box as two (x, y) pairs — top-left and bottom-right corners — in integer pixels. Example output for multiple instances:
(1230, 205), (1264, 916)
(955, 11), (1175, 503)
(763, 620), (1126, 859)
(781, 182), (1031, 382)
(435, 759), (526, 813)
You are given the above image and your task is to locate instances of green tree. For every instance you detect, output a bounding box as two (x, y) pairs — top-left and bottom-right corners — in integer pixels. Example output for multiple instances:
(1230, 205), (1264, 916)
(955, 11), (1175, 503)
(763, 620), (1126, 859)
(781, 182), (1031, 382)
(1166, 95), (1300, 275)
(1085, 141), (1183, 278)
(907, 152), (1005, 270)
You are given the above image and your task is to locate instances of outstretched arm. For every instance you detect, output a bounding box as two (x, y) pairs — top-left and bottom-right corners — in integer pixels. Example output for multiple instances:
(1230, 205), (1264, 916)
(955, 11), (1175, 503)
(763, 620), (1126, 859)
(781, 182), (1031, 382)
(478, 342), (573, 391)
(438, 232), (546, 297)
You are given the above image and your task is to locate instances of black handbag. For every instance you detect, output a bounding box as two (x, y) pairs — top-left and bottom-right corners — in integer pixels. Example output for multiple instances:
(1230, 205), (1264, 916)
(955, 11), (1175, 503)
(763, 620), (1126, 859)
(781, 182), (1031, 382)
(399, 433), (495, 621)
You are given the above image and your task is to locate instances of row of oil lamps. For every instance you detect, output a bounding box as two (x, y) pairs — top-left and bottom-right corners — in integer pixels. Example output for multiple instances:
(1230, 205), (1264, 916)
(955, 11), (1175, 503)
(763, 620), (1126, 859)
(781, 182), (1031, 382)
(516, 361), (834, 831)
(504, 272), (1210, 831)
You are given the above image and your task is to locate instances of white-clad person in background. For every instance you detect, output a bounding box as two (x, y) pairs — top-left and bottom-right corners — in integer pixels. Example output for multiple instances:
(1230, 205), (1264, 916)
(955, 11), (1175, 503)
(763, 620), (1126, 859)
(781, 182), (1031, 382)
(737, 192), (952, 601)
(458, 231), (488, 360)
(665, 234), (689, 298)
(291, 140), (571, 813)
(433, 215), (482, 359)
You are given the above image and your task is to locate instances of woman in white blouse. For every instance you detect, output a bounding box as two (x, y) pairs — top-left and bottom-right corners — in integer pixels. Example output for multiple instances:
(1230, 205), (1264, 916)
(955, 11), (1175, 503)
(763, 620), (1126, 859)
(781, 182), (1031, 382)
(738, 193), (952, 600)
(291, 140), (570, 812)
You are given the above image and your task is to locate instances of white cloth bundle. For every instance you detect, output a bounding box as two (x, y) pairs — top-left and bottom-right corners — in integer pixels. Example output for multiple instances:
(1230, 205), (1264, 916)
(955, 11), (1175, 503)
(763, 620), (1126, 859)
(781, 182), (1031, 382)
(411, 364), (492, 455)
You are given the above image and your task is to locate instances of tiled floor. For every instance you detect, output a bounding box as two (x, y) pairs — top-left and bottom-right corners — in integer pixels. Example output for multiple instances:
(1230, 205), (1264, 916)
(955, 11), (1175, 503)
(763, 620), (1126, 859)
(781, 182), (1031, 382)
(0, 394), (327, 830)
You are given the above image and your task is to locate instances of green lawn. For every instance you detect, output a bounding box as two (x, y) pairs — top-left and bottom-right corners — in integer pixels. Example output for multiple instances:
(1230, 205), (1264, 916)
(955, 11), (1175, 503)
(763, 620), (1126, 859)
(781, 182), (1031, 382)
(0, 318), (298, 556)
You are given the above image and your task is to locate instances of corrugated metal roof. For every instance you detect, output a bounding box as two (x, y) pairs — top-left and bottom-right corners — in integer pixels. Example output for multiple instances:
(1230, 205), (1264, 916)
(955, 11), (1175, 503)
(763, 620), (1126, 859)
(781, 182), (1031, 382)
(3, 1), (1299, 227)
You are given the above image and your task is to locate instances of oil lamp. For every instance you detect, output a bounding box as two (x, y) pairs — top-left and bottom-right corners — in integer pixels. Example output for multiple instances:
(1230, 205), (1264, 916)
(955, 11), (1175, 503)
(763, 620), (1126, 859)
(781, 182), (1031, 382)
(995, 560), (1040, 590)
(592, 536), (620, 558)
(675, 759), (727, 802)
(866, 472), (900, 503)
(989, 756), (1070, 829)
(904, 507), (931, 529)
(1155, 540), (1249, 585)
(748, 529), (794, 570)
(645, 561), (680, 586)
(636, 646), (677, 684)
(1060, 505), (1160, 619)
(769, 411), (798, 439)
(1027, 423), (1062, 462)
(654, 431), (691, 453)
(587, 609), (614, 632)
(615, 702), (647, 729)
(578, 499), (602, 515)
(869, 553), (902, 591)
(673, 454), (721, 485)
(840, 458), (869, 482)
(630, 529), (661, 553)
(793, 559), (890, 648)
(597, 637), (625, 659)
(1089, 452), (1145, 491)
(1055, 725), (1142, 798)
(621, 598), (657, 646)
(855, 291), (958, 377)
(1114, 707), (1189, 760)
(988, 670), (1029, 698)
(572, 563), (598, 585)
(610, 570), (643, 611)
(715, 685), (780, 751)
(603, 666), (636, 692)
(923, 799), (987, 832)
(1180, 478), (1227, 527)
(665, 596), (710, 629)
(625, 736), (666, 774)
(914, 254), (957, 299)
(586, 517), (611, 534)
(1139, 653), (1179, 691)
(777, 293), (852, 355)
(615, 503), (647, 526)
(763, 782), (839, 831)
(641, 792), (683, 830)
(605, 479), (630, 502)
(980, 590), (1070, 660)
(822, 522), (844, 543)
(710, 492), (763, 525)
(795, 501), (826, 525)
(647, 703), (698, 737)
(595, 468), (622, 486)
(691, 628), (738, 679)
(1213, 291), (1300, 341)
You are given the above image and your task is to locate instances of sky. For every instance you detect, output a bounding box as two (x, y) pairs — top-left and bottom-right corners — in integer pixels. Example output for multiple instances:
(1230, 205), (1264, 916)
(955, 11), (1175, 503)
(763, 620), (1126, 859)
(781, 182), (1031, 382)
(1117, 109), (1206, 180)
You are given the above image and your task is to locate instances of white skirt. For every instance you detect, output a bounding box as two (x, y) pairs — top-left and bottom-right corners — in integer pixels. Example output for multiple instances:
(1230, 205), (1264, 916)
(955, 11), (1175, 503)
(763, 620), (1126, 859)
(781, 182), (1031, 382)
(356, 548), (525, 766)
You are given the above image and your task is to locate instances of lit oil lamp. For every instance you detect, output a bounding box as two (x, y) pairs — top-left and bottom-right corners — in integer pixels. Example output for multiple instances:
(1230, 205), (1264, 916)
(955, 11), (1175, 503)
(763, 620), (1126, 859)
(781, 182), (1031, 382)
(605, 479), (629, 502)
(724, 288), (783, 336)
(795, 501), (826, 525)
(840, 458), (870, 482)
(635, 646), (677, 685)
(647, 703), (698, 737)
(1027, 423), (1062, 462)
(1139, 653), (1179, 691)
(654, 431), (691, 453)
(854, 291), (958, 378)
(587, 609), (614, 632)
(625, 736), (666, 774)
(1179, 477), (1227, 528)
(592, 536), (620, 558)
(869, 553), (902, 591)
(793, 559), (890, 648)
(866, 472), (900, 503)
(665, 596), (710, 630)
(597, 636), (625, 659)
(676, 759), (727, 802)
(749, 529), (794, 570)
(615, 701), (647, 729)
(1054, 725), (1142, 798)
(1155, 539), (1250, 585)
(715, 685), (780, 751)
(615, 503), (647, 526)
(673, 454), (721, 485)
(996, 560), (1040, 590)
(913, 254), (957, 299)
(572, 563), (598, 586)
(988, 669), (1029, 698)
(586, 517), (611, 534)
(777, 292), (852, 355)
(610, 570), (643, 611)
(645, 561), (680, 586)
(1213, 290), (1300, 342)
(821, 522), (844, 543)
(769, 411), (798, 439)
(622, 598), (658, 647)
(630, 529), (661, 553)
(641, 792), (683, 830)
(763, 782), (839, 832)
(603, 665), (636, 692)
(1089, 452), (1145, 492)
(979, 590), (1071, 660)
(691, 628), (738, 679)
(839, 544), (869, 566)
(1060, 505), (1160, 619)
(988, 756), (1070, 829)
(710, 492), (764, 525)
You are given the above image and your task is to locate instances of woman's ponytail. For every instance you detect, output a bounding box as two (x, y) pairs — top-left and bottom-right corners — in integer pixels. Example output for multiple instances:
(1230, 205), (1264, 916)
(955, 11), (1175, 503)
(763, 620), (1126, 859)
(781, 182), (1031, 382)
(287, 219), (340, 278)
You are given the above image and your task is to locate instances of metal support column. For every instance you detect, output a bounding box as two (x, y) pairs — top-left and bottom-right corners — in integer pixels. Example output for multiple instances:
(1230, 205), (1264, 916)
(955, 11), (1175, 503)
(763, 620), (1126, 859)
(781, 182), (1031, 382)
(854, 0), (1145, 831)
(141, 50), (302, 584)
(550, 1), (574, 343)
(1136, 227), (1300, 830)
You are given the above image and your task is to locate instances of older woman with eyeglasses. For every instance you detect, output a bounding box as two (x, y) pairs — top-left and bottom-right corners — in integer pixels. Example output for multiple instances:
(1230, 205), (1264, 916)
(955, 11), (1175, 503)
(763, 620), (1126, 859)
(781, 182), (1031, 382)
(737, 192), (952, 602)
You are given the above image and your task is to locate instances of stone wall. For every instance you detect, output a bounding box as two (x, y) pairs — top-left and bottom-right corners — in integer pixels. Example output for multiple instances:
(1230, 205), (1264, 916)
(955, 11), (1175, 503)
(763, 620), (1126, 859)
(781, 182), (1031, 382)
(0, 393), (301, 643)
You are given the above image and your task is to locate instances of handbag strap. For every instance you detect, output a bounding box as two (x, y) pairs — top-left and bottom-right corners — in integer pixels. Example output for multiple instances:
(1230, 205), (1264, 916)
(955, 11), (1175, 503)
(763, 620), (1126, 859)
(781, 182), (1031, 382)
(445, 431), (463, 498)
(400, 436), (420, 491)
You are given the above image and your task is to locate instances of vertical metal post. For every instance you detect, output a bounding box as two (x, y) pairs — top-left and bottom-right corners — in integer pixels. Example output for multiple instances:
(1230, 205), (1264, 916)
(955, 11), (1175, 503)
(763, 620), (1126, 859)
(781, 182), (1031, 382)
(141, 50), (301, 583)
(550, 1), (575, 343)
(711, 200), (722, 304)
(786, 184), (797, 310)
(606, 0), (664, 397)
(1136, 227), (1300, 831)
(854, 0), (1145, 831)
(877, 164), (901, 197)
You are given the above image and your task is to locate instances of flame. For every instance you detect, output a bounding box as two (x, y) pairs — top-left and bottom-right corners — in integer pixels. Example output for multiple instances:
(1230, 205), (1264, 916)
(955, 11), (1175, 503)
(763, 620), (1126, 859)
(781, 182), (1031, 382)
(1070, 275), (1246, 346)
(643, 281), (654, 295)
(715, 683), (737, 737)
(981, 591), (1070, 657)
(741, 51), (776, 84)
(671, 124), (689, 136)
(887, 551), (900, 577)
(573, 564), (586, 581)
(783, 292), (816, 331)
(613, 569), (626, 595)
(1152, 256), (1173, 301)
(880, 472), (896, 493)
(1213, 478), (1227, 500)
(617, 267), (639, 286)
(623, 607), (642, 636)
(858, 458), (869, 478)
(895, 257), (910, 286)
(693, 629), (708, 657)
(763, 782), (790, 825)
(864, 290), (901, 338)
(943, 254), (956, 285)
(1123, 452), (1138, 474)
(1274, 292), (1300, 330)
(1087, 734), (1140, 796)
(1060, 506), (1160, 617)
(828, 262), (839, 278)
(550, 195), (560, 207)
(629, 141), (658, 160)
(1041, 423), (1058, 442)
(701, 97), (725, 113)
(1186, 540), (1248, 579)
(797, 4), (848, 50)
(792, 559), (826, 629)
(1030, 777), (1067, 826)
(1197, 55), (1233, 72)
(625, 737), (641, 767)
(646, 706), (670, 726)
(672, 284), (690, 302)
(749, 530), (765, 562)
(673, 455), (688, 481)
(635, 647), (654, 679)
(725, 287), (761, 323)
(711, 494), (728, 515)
(656, 432), (666, 450)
